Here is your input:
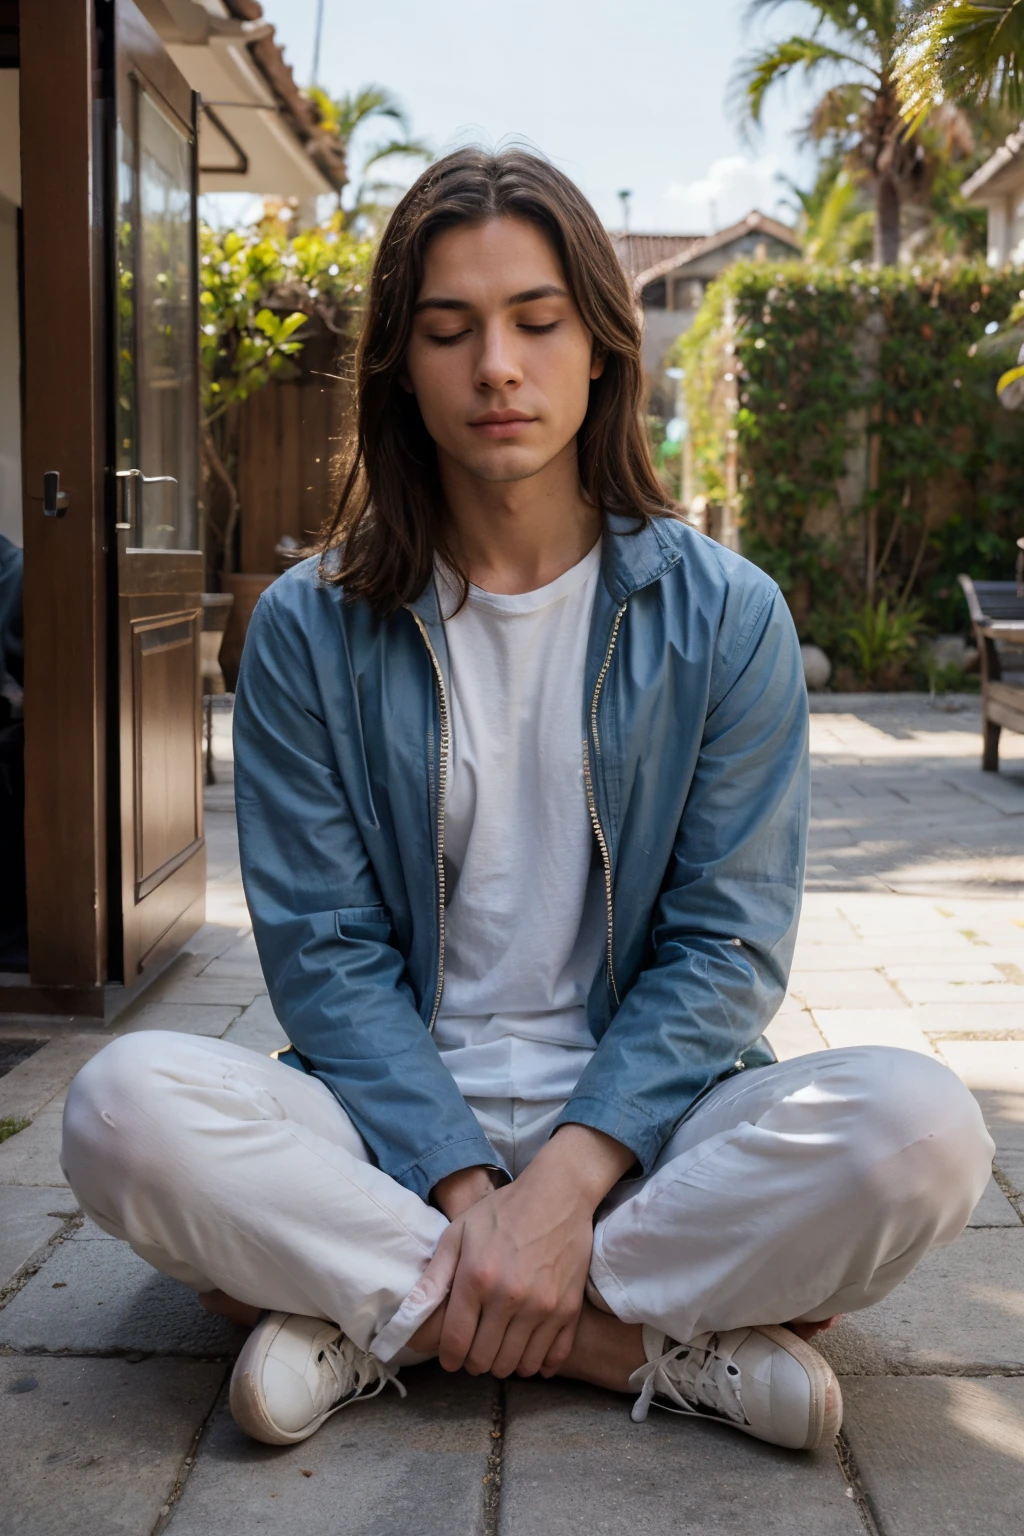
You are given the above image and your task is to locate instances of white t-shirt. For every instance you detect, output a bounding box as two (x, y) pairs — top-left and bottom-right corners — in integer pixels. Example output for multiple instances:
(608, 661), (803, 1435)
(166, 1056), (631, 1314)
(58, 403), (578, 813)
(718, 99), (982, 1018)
(433, 541), (605, 1101)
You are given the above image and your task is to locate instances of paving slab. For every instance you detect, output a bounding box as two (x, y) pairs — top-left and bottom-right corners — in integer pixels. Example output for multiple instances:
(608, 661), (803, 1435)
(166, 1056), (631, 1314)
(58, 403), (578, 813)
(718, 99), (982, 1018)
(764, 1011), (828, 1062)
(788, 970), (906, 1010)
(221, 993), (289, 1057)
(0, 1186), (79, 1290)
(939, 1040), (1024, 1132)
(499, 1378), (861, 1535)
(198, 931), (264, 983)
(0, 1031), (107, 1122)
(881, 961), (1008, 982)
(968, 1176), (1022, 1227)
(167, 1364), (495, 1536)
(69, 1216), (117, 1241)
(0, 1354), (225, 1536)
(896, 979), (1024, 1006)
(790, 945), (889, 971)
(111, 1002), (242, 1038)
(841, 1377), (1024, 1536)
(816, 1229), (1024, 1375)
(141, 976), (266, 1008)
(0, 1235), (245, 1357)
(939, 1040), (1024, 1194)
(810, 1008), (937, 1057)
(0, 1098), (68, 1187)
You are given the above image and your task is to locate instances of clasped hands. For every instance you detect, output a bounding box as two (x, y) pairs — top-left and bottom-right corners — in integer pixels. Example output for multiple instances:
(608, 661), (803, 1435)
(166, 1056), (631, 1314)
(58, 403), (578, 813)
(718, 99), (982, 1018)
(412, 1124), (634, 1380)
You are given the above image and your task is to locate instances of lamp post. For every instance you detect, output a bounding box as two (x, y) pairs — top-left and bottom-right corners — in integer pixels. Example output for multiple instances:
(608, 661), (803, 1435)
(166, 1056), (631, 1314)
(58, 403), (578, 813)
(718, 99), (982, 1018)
(311, 0), (325, 86)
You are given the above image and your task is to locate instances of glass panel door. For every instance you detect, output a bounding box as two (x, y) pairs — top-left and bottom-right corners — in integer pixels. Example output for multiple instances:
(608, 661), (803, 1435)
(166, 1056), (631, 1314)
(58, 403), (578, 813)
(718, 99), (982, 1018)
(112, 0), (205, 984)
(115, 79), (198, 550)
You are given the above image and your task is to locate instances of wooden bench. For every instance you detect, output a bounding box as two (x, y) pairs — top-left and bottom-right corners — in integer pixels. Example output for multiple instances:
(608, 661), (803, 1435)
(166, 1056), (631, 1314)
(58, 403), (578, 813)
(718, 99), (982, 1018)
(958, 575), (1024, 771)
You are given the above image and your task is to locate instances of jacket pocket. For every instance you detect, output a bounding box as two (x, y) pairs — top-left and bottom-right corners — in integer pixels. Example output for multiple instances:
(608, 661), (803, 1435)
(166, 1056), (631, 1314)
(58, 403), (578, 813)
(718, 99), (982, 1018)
(334, 904), (392, 941)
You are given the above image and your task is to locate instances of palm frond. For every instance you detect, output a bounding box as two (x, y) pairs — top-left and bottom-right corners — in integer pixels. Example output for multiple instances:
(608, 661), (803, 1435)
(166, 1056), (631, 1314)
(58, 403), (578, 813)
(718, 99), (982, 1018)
(736, 35), (880, 125)
(898, 0), (1024, 125)
(360, 137), (433, 172)
(805, 80), (875, 139)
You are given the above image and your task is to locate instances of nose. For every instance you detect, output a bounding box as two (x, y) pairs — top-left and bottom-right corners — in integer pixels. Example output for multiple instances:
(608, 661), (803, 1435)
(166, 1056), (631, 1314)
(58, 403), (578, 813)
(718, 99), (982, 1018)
(473, 318), (522, 393)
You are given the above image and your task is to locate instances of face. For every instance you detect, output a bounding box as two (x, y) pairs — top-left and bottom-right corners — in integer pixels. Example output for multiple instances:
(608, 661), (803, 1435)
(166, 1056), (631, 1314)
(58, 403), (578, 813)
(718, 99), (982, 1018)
(402, 216), (605, 485)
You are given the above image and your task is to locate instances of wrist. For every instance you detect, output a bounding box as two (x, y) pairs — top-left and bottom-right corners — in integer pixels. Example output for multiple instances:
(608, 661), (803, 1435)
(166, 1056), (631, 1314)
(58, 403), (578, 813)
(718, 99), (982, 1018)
(432, 1164), (497, 1220)
(523, 1124), (634, 1212)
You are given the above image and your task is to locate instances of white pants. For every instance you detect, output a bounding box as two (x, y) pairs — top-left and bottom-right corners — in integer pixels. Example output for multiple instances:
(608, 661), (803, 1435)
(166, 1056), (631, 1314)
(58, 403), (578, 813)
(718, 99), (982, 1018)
(61, 1033), (993, 1366)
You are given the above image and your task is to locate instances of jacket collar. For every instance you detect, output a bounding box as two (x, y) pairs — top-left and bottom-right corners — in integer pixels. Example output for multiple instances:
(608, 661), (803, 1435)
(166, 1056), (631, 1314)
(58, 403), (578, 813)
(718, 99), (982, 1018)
(600, 512), (684, 604)
(407, 512), (683, 625)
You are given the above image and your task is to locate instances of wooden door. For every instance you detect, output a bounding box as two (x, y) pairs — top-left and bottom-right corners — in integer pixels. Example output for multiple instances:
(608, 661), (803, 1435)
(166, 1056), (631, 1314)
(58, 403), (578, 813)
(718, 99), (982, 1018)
(18, 1), (109, 1002)
(113, 2), (205, 981)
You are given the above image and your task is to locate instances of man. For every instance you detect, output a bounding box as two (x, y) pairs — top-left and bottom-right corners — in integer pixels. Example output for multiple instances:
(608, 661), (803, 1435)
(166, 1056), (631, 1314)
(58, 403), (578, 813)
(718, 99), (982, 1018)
(62, 149), (993, 1453)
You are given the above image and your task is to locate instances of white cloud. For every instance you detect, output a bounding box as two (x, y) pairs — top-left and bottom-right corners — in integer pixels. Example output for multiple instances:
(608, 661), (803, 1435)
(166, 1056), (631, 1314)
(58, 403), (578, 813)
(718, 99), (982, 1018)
(663, 154), (785, 232)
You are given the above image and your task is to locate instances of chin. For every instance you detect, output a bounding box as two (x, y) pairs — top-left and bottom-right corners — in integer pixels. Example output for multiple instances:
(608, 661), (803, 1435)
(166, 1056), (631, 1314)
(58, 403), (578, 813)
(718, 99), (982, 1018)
(459, 445), (554, 484)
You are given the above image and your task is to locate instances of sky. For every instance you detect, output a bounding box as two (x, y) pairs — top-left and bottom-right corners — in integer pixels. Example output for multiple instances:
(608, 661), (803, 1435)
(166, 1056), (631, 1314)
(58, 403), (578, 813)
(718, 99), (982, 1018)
(254, 0), (819, 235)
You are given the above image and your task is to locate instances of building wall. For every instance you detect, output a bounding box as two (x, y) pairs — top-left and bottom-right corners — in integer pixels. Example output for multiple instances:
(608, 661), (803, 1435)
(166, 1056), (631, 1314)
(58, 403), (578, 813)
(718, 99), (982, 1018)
(639, 232), (798, 417)
(981, 190), (1024, 267)
(0, 71), (21, 547)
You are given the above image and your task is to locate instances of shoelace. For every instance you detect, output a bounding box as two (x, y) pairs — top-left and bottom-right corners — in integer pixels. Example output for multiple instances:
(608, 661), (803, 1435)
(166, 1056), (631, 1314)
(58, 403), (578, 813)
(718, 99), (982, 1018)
(629, 1332), (748, 1427)
(319, 1335), (408, 1410)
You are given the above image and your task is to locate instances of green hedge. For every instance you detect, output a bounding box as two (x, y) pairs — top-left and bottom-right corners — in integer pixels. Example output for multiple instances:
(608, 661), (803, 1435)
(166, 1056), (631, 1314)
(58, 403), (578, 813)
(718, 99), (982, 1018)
(678, 262), (1024, 670)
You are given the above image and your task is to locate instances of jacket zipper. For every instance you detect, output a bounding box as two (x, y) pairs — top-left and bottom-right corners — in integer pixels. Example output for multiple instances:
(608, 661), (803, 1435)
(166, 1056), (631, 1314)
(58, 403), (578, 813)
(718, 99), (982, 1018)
(583, 602), (627, 1007)
(410, 612), (450, 1032)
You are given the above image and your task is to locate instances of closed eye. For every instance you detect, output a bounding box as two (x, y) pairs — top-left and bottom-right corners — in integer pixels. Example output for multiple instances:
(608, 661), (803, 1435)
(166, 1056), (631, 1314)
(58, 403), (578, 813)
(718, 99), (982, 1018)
(520, 321), (560, 334)
(428, 330), (471, 347)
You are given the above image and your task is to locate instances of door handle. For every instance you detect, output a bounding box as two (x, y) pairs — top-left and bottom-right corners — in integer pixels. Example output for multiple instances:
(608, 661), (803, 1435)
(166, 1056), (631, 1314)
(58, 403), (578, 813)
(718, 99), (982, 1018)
(42, 470), (69, 517)
(115, 468), (179, 532)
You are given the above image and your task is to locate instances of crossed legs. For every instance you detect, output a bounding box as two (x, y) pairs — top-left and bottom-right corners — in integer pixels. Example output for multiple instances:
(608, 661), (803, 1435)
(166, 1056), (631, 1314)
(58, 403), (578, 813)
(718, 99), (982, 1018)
(61, 1032), (994, 1387)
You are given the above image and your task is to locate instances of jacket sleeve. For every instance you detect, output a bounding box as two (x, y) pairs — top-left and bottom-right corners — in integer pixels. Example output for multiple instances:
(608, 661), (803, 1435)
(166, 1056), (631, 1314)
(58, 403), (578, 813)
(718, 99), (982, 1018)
(554, 585), (808, 1173)
(233, 590), (500, 1200)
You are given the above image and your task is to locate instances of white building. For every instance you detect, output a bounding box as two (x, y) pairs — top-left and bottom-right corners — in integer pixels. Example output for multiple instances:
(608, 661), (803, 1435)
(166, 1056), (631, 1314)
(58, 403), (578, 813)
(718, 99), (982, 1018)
(961, 124), (1024, 266)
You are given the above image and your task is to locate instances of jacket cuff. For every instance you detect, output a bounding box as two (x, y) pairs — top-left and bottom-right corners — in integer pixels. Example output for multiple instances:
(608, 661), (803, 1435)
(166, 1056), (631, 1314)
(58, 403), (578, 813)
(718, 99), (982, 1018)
(390, 1130), (509, 1201)
(551, 1094), (664, 1176)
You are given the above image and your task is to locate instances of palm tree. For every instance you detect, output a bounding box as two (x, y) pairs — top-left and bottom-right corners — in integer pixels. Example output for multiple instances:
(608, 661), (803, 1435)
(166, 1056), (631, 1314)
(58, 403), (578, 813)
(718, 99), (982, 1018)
(309, 85), (431, 233)
(736, 0), (932, 265)
(779, 158), (877, 261)
(898, 1), (1024, 123)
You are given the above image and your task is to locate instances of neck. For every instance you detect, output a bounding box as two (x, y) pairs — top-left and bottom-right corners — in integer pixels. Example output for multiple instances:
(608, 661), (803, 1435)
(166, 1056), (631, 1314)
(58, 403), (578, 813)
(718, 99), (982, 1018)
(437, 439), (601, 595)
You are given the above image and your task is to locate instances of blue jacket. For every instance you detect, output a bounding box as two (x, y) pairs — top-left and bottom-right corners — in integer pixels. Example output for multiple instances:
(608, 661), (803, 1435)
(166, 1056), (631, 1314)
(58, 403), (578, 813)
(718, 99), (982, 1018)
(233, 513), (808, 1200)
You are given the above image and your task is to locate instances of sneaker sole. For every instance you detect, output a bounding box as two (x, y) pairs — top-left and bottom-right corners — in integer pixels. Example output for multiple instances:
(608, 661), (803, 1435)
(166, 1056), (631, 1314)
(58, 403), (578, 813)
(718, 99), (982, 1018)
(229, 1316), (345, 1447)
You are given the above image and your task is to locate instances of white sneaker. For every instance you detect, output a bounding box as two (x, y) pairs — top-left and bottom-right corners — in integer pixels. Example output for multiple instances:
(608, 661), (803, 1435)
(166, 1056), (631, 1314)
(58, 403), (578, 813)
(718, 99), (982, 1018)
(229, 1312), (405, 1446)
(628, 1323), (842, 1451)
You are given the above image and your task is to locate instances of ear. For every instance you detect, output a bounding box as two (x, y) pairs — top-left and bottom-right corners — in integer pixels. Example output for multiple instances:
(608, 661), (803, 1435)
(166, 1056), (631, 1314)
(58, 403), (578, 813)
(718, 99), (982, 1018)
(398, 367), (415, 395)
(590, 343), (607, 382)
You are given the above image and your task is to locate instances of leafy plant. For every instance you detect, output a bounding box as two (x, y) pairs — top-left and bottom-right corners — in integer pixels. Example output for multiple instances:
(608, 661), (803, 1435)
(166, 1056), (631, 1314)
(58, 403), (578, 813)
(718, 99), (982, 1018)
(198, 214), (371, 575)
(308, 84), (431, 235)
(843, 596), (927, 684)
(677, 259), (1024, 673)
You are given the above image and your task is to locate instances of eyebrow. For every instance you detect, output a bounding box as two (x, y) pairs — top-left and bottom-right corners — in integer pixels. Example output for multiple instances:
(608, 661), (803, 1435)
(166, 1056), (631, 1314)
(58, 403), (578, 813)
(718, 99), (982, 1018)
(413, 283), (569, 314)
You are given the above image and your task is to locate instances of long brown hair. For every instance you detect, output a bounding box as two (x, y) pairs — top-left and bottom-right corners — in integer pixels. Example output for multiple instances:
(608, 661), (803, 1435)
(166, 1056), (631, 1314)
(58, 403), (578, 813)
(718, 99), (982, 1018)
(319, 147), (673, 615)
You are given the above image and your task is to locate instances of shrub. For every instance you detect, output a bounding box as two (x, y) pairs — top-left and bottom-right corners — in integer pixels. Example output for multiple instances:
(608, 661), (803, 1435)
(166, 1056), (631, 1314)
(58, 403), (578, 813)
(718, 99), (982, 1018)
(677, 261), (1024, 682)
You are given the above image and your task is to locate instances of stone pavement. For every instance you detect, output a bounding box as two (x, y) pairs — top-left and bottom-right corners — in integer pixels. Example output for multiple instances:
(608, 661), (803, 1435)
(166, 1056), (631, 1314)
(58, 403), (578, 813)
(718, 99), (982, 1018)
(1, 693), (1023, 1535)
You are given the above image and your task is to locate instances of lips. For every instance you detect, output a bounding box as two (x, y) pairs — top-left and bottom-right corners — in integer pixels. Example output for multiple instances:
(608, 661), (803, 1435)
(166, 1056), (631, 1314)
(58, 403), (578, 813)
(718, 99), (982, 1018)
(469, 410), (536, 439)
